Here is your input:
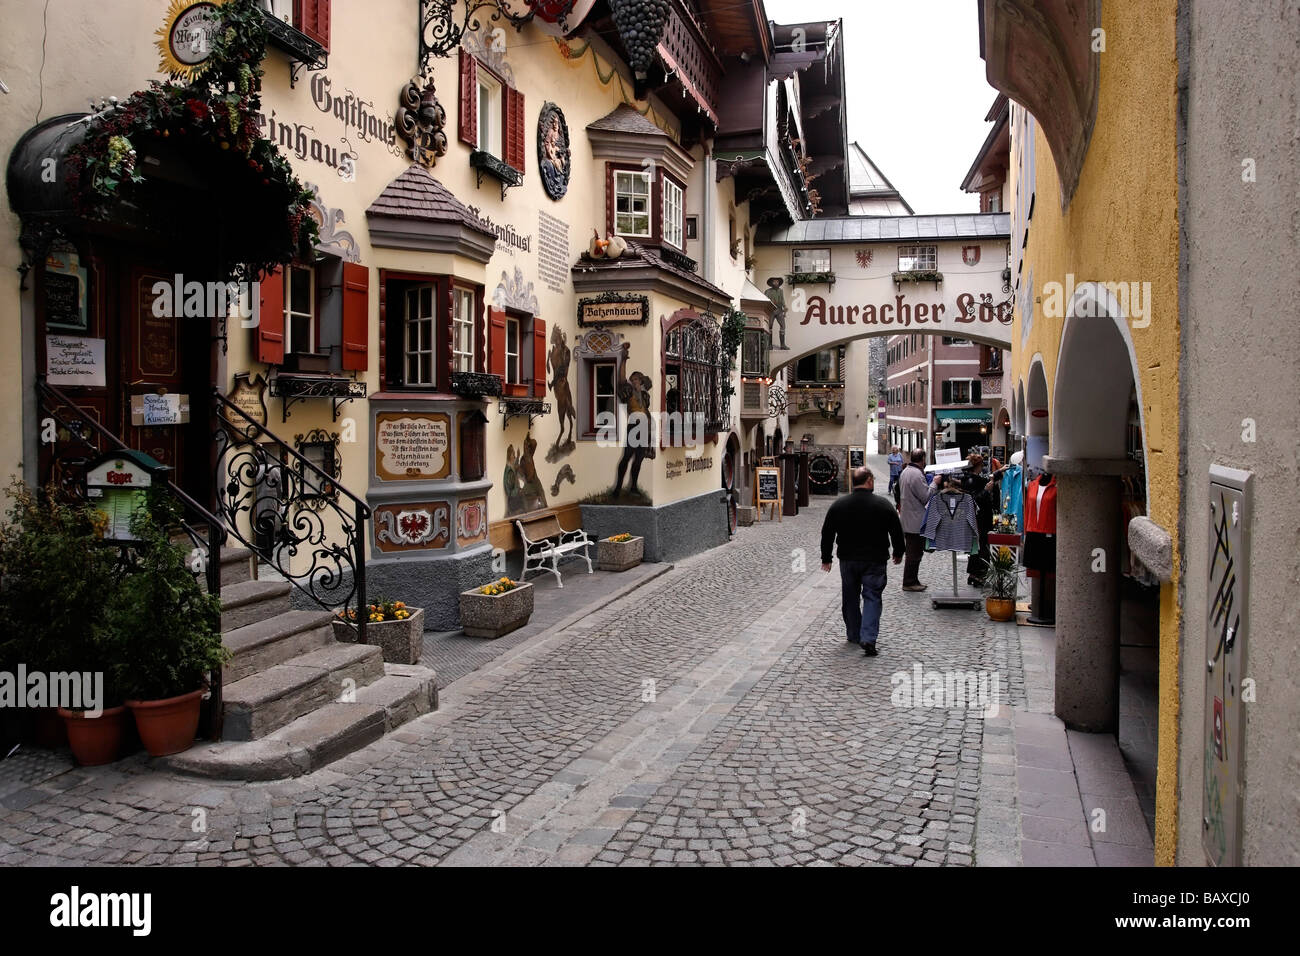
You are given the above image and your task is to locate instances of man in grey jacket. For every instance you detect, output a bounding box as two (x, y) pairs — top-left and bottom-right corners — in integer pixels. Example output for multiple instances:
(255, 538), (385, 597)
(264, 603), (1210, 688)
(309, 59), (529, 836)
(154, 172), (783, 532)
(898, 449), (941, 591)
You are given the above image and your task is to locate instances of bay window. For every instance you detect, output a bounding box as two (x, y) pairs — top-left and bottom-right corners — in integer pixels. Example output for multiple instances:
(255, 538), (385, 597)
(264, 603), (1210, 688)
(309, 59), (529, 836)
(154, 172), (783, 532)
(379, 272), (485, 391)
(404, 284), (437, 387)
(606, 164), (689, 248)
(614, 170), (651, 237)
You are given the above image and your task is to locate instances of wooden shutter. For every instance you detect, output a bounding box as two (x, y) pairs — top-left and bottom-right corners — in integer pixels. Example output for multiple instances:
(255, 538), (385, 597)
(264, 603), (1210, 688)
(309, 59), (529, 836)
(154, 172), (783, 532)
(295, 0), (331, 51)
(475, 291), (486, 373)
(531, 318), (546, 398)
(505, 86), (526, 171)
(941, 380), (952, 404)
(340, 261), (368, 371)
(459, 49), (478, 147)
(972, 379), (982, 404)
(256, 266), (285, 365)
(488, 307), (506, 378)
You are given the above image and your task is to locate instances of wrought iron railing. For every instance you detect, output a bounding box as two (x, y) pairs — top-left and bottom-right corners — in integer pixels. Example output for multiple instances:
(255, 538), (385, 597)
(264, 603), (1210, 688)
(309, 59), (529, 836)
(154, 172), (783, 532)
(35, 377), (228, 738)
(212, 388), (370, 645)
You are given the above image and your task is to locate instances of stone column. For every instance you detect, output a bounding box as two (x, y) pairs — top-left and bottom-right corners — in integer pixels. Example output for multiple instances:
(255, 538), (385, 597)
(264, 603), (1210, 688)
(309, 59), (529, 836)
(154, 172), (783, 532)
(1044, 457), (1138, 734)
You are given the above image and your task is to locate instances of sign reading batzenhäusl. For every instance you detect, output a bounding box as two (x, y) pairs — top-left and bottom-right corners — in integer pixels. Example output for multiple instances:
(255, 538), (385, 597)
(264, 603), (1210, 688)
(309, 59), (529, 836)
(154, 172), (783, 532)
(577, 294), (649, 327)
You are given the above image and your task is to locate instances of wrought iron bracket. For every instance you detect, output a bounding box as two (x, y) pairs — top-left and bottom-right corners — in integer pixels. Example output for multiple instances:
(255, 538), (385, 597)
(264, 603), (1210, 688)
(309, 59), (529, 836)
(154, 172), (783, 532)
(498, 397), (550, 429)
(262, 11), (329, 88)
(470, 150), (523, 199)
(419, 0), (553, 69)
(269, 373), (367, 423)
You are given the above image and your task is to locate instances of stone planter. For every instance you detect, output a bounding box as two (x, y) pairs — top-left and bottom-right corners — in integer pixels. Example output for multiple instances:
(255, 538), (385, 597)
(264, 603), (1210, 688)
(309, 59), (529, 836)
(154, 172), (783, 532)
(459, 582), (534, 638)
(598, 535), (644, 572)
(333, 608), (424, 665)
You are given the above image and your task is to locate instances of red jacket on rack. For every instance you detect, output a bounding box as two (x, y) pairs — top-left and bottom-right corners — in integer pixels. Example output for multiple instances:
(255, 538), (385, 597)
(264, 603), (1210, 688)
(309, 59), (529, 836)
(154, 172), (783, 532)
(1025, 476), (1057, 535)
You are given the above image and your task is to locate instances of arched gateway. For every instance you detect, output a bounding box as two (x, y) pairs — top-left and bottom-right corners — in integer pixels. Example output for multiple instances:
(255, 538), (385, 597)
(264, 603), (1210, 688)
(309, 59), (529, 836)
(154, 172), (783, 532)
(754, 213), (1012, 362)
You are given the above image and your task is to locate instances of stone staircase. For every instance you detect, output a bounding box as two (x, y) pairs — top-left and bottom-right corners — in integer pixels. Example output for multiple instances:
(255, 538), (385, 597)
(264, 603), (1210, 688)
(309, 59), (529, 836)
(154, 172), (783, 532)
(166, 546), (438, 780)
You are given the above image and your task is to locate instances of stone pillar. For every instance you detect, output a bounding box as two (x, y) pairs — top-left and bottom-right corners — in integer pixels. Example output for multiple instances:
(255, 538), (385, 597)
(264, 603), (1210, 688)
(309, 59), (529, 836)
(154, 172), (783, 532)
(1044, 457), (1137, 734)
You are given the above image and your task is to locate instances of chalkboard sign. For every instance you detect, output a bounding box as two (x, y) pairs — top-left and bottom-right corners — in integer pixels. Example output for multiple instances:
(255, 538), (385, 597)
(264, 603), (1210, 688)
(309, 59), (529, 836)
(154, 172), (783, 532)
(756, 466), (781, 522)
(44, 251), (88, 332)
(992, 445), (1007, 464)
(848, 445), (865, 469)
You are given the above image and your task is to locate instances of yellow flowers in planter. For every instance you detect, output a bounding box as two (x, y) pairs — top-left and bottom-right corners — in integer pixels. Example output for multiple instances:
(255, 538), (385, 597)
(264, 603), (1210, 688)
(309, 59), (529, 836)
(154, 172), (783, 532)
(479, 577), (518, 596)
(608, 533), (634, 543)
(337, 598), (412, 623)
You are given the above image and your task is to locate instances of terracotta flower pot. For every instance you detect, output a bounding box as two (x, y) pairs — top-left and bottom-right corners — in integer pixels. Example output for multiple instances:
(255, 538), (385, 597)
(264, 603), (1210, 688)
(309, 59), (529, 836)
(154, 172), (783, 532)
(985, 597), (1016, 622)
(57, 706), (127, 767)
(126, 689), (204, 757)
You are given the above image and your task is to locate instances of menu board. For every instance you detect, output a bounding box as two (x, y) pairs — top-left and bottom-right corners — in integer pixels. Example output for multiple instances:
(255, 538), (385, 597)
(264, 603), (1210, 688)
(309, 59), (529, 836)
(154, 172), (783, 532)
(44, 248), (88, 331)
(756, 467), (781, 504)
(848, 446), (865, 469)
(46, 335), (106, 387)
(375, 413), (451, 481)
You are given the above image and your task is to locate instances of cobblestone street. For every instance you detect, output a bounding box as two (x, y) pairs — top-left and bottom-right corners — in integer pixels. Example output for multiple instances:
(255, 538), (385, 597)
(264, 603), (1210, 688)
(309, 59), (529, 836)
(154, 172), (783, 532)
(0, 486), (1050, 867)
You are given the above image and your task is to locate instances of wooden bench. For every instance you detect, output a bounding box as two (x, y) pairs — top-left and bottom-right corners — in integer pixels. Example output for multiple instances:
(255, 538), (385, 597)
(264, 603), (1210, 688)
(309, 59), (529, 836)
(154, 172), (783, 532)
(515, 513), (594, 587)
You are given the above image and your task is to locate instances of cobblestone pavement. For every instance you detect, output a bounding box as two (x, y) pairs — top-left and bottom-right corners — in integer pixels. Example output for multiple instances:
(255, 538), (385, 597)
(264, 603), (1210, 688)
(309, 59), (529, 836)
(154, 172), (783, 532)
(0, 490), (1028, 866)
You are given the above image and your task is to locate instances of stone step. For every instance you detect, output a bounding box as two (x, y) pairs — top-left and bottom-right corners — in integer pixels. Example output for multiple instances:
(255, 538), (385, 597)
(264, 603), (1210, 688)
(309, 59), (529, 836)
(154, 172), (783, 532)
(220, 579), (292, 632)
(222, 609), (335, 683)
(163, 664), (438, 780)
(219, 545), (255, 588)
(221, 642), (384, 741)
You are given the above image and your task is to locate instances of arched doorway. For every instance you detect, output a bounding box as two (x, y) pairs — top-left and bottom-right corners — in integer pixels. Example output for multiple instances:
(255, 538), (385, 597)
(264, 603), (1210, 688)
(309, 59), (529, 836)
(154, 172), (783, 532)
(1049, 281), (1162, 835)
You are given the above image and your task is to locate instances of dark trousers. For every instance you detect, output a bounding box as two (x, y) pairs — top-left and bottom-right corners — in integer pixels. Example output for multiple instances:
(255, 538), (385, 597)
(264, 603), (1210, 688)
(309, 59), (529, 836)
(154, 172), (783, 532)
(839, 560), (887, 645)
(615, 445), (647, 494)
(903, 533), (926, 587)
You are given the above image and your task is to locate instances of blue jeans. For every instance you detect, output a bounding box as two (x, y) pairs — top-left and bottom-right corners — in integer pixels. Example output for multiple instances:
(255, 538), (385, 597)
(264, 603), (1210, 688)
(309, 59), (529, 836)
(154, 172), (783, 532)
(839, 560), (887, 645)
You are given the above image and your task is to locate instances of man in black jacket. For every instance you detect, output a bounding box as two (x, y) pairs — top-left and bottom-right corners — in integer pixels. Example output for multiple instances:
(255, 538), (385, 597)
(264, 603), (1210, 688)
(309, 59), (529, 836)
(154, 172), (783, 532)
(820, 466), (905, 656)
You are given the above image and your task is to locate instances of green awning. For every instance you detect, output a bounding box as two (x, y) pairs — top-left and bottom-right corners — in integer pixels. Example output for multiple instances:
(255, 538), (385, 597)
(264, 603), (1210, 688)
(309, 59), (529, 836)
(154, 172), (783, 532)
(934, 408), (993, 424)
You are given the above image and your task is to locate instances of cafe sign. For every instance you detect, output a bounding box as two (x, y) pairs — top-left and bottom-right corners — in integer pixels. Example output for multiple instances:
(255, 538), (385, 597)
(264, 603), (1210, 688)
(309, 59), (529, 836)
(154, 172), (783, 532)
(577, 293), (650, 327)
(156, 0), (229, 82)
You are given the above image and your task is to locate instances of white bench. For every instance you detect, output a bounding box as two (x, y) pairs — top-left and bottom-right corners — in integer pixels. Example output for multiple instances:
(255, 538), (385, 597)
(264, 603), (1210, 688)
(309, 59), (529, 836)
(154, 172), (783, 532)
(515, 513), (594, 587)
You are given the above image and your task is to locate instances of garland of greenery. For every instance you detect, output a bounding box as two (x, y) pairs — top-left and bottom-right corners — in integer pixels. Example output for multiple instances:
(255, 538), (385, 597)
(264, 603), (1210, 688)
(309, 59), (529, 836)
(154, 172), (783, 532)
(891, 270), (944, 283)
(63, 0), (317, 280)
(719, 308), (748, 400)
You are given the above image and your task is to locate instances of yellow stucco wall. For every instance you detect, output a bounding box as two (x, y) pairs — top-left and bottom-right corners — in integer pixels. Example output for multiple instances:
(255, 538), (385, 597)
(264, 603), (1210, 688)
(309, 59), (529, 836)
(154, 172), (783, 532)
(1009, 0), (1181, 864)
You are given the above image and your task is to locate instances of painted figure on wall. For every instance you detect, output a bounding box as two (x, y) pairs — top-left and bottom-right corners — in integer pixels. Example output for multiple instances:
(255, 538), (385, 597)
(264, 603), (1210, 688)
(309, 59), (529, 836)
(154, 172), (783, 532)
(503, 444), (525, 515)
(546, 324), (576, 462)
(764, 276), (789, 349)
(613, 342), (655, 496)
(518, 433), (548, 512)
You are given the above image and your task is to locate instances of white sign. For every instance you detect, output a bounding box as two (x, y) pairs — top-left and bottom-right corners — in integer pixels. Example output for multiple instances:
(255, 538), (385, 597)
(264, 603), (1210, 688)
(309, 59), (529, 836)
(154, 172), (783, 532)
(926, 447), (968, 474)
(46, 335), (106, 387)
(131, 392), (191, 426)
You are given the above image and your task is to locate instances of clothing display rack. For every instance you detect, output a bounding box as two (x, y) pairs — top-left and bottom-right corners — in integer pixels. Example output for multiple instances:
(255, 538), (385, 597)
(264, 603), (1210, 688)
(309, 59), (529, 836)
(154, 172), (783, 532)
(932, 551), (983, 610)
(923, 487), (983, 610)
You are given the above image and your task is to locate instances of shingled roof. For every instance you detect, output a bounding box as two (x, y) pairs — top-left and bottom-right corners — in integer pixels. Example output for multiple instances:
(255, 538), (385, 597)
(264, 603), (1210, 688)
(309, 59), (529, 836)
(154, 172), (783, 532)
(586, 104), (670, 138)
(366, 165), (494, 238)
(572, 240), (730, 304)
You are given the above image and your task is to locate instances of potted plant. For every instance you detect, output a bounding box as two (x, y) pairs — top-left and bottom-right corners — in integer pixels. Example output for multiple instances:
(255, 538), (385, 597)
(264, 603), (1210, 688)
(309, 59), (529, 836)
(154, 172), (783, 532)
(0, 479), (121, 753)
(598, 532), (644, 572)
(978, 546), (1021, 622)
(459, 577), (534, 639)
(106, 494), (227, 757)
(334, 598), (424, 665)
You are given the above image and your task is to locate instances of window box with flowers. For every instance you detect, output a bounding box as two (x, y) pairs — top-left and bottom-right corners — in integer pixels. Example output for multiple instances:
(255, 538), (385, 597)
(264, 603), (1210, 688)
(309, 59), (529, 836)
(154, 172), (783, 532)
(333, 598), (423, 665)
(597, 533), (644, 572)
(458, 578), (534, 638)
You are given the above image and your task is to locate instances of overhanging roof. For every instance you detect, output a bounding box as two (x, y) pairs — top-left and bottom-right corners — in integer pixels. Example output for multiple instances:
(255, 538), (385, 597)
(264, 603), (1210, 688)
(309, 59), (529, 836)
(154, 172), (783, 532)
(759, 213), (1011, 244)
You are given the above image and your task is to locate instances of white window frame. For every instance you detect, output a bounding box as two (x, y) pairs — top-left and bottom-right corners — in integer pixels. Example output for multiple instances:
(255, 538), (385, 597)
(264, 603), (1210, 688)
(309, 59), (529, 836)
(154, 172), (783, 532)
(284, 263), (315, 355)
(614, 170), (651, 238)
(505, 316), (521, 385)
(898, 244), (937, 272)
(452, 286), (475, 373)
(592, 360), (617, 431)
(793, 248), (831, 273)
(662, 176), (684, 249)
(477, 71), (502, 158)
(404, 284), (437, 387)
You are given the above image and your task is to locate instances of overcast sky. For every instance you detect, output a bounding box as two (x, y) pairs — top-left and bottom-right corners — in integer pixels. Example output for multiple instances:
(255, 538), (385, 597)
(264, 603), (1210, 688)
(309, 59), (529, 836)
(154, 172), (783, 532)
(763, 0), (997, 215)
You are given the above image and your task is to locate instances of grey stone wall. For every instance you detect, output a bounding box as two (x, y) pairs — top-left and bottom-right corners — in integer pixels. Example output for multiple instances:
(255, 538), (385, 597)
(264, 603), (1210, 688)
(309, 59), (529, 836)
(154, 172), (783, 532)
(581, 488), (729, 563)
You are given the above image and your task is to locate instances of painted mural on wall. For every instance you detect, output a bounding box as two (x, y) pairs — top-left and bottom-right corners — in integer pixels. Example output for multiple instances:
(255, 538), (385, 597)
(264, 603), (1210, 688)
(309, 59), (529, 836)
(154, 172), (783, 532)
(374, 502), (451, 552)
(613, 343), (655, 498)
(504, 435), (548, 516)
(764, 277), (789, 349)
(550, 463), (576, 497)
(546, 325), (576, 462)
(538, 102), (571, 200)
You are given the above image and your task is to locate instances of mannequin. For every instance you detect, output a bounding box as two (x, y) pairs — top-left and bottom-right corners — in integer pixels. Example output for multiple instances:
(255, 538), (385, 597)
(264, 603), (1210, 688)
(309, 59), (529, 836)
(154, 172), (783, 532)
(1023, 472), (1057, 624)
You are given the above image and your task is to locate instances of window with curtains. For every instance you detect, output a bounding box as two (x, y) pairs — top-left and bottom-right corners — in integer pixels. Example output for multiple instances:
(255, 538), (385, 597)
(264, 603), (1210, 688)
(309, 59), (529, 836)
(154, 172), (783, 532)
(378, 272), (485, 391)
(663, 313), (726, 441)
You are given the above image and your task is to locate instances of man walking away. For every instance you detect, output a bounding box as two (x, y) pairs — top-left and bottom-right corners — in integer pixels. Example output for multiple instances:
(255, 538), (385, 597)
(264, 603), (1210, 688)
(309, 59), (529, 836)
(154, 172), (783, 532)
(898, 449), (941, 592)
(820, 466), (904, 656)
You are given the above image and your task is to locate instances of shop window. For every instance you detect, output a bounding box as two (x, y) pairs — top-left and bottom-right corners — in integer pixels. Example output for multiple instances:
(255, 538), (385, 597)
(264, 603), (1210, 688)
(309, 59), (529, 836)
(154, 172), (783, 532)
(379, 272), (485, 391)
(488, 307), (544, 398)
(898, 244), (937, 272)
(793, 248), (831, 273)
(255, 257), (369, 372)
(663, 312), (726, 442)
(458, 50), (526, 172)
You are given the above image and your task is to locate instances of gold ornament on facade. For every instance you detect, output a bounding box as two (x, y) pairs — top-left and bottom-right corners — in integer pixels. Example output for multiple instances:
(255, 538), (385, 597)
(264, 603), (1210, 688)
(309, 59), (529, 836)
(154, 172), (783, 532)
(155, 0), (232, 83)
(395, 75), (449, 169)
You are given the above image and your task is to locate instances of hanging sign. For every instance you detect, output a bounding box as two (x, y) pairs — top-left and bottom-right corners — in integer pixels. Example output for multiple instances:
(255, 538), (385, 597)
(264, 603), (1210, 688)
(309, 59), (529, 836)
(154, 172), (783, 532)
(155, 0), (229, 82)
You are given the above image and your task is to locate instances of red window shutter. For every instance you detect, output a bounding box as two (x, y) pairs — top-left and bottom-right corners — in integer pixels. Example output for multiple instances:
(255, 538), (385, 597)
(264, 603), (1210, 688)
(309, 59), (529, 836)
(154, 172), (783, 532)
(295, 0), (330, 52)
(256, 266), (285, 365)
(459, 49), (478, 147)
(488, 307), (506, 378)
(532, 318), (546, 398)
(505, 86), (525, 172)
(475, 291), (486, 373)
(340, 261), (369, 371)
